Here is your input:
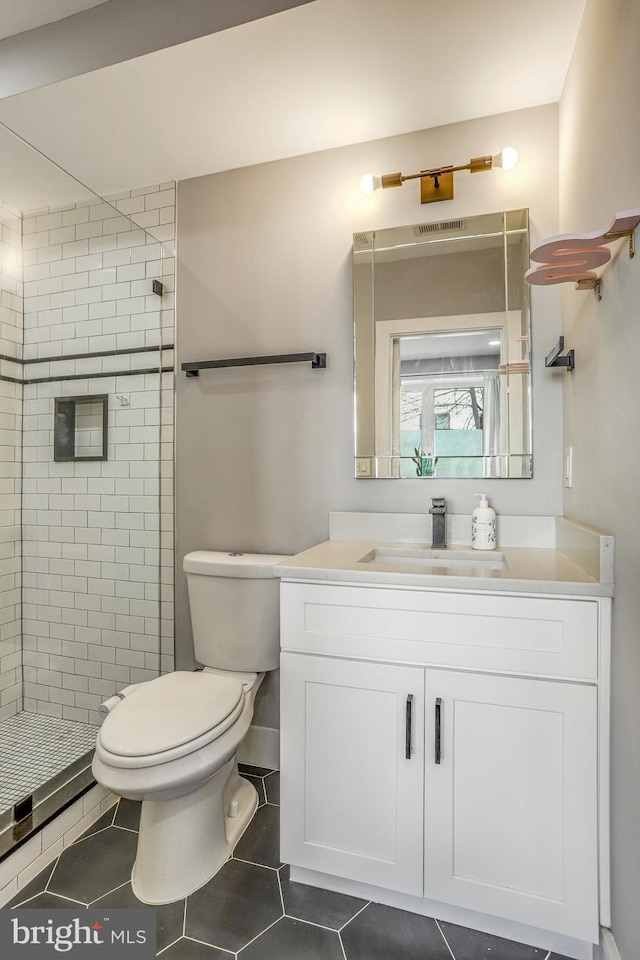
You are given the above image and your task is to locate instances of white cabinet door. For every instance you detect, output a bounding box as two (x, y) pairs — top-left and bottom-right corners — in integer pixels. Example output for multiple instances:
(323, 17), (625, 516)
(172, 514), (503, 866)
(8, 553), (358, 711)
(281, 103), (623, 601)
(424, 669), (598, 942)
(281, 652), (425, 896)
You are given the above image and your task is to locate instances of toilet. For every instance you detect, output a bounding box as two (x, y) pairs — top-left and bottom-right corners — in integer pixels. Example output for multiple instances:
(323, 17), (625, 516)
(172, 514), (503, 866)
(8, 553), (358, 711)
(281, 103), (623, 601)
(91, 550), (288, 905)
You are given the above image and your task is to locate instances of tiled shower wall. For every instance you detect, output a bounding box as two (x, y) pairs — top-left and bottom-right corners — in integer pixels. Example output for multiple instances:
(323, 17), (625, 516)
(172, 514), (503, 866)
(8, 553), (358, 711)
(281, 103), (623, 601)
(20, 184), (175, 725)
(0, 204), (23, 722)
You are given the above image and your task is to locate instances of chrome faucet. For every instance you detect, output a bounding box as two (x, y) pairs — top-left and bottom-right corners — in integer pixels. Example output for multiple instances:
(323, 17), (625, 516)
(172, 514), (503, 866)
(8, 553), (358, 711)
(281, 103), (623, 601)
(429, 497), (446, 548)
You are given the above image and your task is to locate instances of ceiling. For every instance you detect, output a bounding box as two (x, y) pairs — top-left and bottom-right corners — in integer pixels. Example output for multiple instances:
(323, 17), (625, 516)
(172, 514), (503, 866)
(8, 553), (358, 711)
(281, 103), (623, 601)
(0, 0), (108, 41)
(0, 0), (586, 201)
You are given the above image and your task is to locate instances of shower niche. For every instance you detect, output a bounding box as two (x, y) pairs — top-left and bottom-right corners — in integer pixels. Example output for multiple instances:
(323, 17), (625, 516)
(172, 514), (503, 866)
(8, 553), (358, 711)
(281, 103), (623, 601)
(54, 395), (108, 462)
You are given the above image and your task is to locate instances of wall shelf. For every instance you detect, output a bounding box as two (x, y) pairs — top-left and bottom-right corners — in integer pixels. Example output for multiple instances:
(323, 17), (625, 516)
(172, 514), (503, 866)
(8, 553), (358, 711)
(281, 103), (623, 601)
(525, 207), (640, 298)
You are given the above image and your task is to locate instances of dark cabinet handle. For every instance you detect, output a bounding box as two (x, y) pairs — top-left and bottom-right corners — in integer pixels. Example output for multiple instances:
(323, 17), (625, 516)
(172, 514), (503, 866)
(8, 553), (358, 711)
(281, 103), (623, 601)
(435, 697), (442, 764)
(405, 694), (413, 759)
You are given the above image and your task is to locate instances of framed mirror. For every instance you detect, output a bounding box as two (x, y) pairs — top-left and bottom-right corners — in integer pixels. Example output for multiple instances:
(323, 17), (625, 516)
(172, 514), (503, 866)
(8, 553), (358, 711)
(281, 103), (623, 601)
(353, 210), (532, 479)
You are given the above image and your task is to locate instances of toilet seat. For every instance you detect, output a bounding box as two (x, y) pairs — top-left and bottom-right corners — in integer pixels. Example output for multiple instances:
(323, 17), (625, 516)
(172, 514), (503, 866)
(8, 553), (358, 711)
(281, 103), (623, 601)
(96, 671), (245, 768)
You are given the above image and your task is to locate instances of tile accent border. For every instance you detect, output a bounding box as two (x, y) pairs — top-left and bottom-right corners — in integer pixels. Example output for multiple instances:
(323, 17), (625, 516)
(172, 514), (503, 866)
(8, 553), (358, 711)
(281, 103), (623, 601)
(1, 343), (174, 365)
(0, 343), (174, 385)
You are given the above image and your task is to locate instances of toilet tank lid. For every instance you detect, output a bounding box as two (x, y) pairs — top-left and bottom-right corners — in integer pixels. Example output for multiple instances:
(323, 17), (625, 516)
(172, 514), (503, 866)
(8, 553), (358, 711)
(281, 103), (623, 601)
(183, 550), (292, 578)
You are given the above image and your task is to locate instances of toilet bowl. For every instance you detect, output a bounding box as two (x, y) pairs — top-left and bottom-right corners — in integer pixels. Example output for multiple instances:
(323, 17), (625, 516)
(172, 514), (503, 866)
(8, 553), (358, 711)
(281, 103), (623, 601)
(91, 549), (289, 905)
(93, 669), (262, 903)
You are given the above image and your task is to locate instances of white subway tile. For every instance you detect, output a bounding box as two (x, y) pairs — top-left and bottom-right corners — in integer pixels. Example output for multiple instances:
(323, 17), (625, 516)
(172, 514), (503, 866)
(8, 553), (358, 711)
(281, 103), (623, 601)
(62, 272), (89, 291)
(89, 235), (117, 254)
(75, 221), (105, 241)
(0, 834), (43, 890)
(49, 226), (77, 245)
(62, 207), (90, 226)
(89, 202), (120, 222)
(116, 196), (145, 216)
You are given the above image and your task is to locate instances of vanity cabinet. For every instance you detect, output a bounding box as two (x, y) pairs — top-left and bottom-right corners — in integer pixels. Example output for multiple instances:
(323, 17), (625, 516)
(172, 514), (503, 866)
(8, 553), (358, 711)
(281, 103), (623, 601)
(280, 653), (425, 896)
(423, 668), (597, 939)
(280, 581), (604, 946)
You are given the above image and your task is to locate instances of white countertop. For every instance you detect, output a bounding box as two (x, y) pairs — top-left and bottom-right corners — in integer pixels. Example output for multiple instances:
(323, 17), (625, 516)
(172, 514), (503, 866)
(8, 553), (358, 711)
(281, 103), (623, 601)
(274, 537), (614, 597)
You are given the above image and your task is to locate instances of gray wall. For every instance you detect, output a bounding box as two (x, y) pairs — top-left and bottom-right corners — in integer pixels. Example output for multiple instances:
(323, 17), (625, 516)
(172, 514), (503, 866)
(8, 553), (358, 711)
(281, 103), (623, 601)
(559, 2), (640, 955)
(175, 104), (562, 725)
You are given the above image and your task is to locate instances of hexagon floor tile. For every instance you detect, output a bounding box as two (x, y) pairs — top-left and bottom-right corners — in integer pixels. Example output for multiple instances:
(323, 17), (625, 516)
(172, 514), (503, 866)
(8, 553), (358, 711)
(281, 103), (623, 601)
(279, 864), (366, 929)
(47, 825), (138, 903)
(232, 802), (281, 869)
(7, 763), (559, 958)
(341, 903), (452, 960)
(240, 916), (343, 960)
(185, 858), (282, 952)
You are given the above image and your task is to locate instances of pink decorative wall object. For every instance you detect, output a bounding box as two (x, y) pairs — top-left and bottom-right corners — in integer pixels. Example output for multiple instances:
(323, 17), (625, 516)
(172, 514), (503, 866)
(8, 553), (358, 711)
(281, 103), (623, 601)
(525, 208), (640, 288)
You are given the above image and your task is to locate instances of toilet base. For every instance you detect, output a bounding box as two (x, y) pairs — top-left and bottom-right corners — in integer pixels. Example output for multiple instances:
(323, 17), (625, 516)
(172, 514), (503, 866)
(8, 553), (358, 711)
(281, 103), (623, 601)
(130, 758), (258, 904)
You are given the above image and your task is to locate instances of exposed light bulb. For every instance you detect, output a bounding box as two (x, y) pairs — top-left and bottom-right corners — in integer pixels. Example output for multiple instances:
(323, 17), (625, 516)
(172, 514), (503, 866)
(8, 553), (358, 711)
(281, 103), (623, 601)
(493, 147), (518, 171)
(360, 173), (381, 194)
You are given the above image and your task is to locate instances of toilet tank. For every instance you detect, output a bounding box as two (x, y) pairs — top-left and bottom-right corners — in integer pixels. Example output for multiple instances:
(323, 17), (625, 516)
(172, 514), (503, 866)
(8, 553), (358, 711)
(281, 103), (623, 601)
(183, 551), (290, 672)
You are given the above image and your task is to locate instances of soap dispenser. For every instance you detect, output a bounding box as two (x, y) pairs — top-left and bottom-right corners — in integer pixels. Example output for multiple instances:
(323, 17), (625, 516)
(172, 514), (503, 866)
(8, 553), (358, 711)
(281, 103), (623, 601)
(471, 494), (496, 550)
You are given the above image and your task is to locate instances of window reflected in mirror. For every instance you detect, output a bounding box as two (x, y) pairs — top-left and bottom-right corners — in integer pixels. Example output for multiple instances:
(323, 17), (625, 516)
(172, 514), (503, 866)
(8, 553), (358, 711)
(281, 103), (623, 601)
(397, 329), (502, 478)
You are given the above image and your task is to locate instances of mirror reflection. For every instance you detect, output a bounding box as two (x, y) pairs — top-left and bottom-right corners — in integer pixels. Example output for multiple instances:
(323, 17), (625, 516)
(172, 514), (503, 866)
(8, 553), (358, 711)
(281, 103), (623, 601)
(353, 210), (532, 479)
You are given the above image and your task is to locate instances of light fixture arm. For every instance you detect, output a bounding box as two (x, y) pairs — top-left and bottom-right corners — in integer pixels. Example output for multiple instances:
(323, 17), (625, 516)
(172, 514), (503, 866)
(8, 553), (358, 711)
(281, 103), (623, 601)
(400, 156), (493, 185)
(361, 149), (516, 204)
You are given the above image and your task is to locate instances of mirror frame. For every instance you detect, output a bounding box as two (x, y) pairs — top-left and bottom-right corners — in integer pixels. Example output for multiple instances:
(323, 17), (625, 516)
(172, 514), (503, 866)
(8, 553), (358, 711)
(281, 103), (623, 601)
(353, 209), (532, 479)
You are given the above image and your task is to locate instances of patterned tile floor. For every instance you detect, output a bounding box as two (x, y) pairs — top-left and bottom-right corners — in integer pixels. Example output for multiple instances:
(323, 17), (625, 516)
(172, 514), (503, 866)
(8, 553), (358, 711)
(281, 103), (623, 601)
(0, 712), (97, 815)
(8, 764), (574, 959)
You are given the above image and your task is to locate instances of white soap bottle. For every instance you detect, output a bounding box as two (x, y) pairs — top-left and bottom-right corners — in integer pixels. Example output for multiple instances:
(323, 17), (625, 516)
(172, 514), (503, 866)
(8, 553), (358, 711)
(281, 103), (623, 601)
(471, 493), (496, 551)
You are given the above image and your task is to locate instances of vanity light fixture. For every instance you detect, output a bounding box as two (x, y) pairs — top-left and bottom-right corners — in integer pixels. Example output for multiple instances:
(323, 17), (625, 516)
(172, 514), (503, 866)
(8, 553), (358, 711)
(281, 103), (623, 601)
(360, 147), (518, 204)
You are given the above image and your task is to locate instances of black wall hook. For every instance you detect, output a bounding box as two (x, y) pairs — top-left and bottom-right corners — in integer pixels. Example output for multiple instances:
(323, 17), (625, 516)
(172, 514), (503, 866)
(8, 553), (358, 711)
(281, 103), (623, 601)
(545, 336), (575, 372)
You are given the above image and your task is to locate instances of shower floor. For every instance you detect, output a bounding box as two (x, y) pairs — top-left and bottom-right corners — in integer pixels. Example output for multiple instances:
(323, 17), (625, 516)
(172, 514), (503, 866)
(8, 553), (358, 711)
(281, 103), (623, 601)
(0, 712), (98, 815)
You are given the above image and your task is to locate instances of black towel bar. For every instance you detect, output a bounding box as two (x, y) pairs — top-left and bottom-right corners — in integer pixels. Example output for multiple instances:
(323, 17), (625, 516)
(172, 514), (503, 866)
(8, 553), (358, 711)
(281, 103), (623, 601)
(182, 352), (327, 377)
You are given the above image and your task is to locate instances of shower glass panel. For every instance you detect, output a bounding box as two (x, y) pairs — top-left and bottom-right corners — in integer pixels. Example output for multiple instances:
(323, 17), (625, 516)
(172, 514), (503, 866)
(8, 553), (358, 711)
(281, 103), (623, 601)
(0, 122), (174, 843)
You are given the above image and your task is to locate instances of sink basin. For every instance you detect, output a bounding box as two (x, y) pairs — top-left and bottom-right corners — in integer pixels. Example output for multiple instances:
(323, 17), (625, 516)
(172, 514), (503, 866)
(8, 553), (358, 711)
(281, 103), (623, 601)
(358, 546), (507, 572)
